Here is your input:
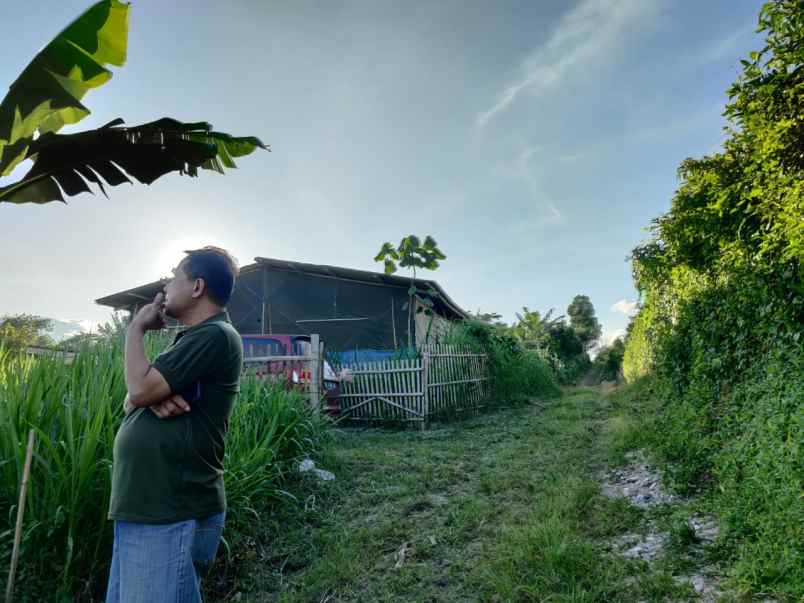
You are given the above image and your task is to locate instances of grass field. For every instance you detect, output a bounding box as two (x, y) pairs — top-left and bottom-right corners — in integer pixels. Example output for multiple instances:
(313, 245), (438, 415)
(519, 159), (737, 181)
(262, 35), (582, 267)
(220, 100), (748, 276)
(208, 390), (700, 602)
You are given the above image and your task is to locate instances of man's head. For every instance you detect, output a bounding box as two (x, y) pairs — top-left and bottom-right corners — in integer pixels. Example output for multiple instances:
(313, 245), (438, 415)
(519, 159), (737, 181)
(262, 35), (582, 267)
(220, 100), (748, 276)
(163, 246), (239, 320)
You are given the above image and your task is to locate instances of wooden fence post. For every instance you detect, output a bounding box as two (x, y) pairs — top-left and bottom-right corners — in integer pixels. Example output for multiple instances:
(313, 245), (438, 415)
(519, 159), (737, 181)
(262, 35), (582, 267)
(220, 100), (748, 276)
(421, 347), (430, 430)
(5, 429), (35, 603)
(310, 333), (321, 412)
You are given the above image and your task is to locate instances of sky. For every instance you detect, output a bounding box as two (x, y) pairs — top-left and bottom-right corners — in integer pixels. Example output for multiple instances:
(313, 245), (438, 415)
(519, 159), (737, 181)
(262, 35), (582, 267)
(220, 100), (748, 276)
(0, 0), (766, 343)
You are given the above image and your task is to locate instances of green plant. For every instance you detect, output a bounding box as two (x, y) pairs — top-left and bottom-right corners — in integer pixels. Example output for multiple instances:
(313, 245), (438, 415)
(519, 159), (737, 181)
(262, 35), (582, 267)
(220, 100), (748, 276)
(443, 320), (559, 404)
(622, 2), (804, 596)
(374, 235), (446, 348)
(0, 0), (266, 205)
(0, 337), (329, 600)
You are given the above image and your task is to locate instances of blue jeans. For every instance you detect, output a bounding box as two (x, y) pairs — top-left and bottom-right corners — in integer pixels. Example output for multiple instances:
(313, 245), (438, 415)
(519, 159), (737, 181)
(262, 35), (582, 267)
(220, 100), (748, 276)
(105, 511), (225, 603)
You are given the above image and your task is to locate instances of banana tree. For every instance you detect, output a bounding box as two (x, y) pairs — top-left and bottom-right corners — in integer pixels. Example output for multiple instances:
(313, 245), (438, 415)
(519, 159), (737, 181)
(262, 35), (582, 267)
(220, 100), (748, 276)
(0, 0), (267, 205)
(374, 235), (446, 348)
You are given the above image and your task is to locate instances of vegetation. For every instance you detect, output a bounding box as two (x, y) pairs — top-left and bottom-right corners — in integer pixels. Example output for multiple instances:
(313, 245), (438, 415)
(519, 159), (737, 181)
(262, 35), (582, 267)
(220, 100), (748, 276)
(0, 0), (266, 205)
(219, 390), (694, 602)
(622, 0), (803, 597)
(0, 339), (328, 601)
(0, 314), (55, 350)
(443, 320), (560, 403)
(374, 234), (447, 348)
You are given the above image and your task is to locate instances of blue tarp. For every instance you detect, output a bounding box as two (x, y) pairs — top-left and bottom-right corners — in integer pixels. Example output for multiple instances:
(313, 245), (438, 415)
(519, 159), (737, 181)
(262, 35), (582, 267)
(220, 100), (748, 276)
(329, 347), (418, 365)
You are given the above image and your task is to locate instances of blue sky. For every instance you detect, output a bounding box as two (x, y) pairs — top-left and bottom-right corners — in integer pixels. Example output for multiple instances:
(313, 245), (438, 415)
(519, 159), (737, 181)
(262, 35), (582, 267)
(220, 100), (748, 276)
(1, 0), (765, 343)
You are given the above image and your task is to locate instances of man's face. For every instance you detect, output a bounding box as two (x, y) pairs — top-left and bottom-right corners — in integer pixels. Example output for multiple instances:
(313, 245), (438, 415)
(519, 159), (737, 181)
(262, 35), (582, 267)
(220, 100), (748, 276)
(162, 260), (197, 319)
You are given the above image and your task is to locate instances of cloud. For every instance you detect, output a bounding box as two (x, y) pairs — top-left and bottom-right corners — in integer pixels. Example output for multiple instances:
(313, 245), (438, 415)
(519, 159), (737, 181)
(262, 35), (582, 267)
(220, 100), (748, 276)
(611, 299), (638, 316)
(476, 0), (661, 128)
(601, 327), (626, 347)
(493, 143), (564, 227)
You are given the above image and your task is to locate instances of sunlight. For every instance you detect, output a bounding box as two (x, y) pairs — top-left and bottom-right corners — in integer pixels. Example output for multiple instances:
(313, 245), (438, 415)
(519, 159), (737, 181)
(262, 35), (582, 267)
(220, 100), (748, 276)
(150, 236), (219, 279)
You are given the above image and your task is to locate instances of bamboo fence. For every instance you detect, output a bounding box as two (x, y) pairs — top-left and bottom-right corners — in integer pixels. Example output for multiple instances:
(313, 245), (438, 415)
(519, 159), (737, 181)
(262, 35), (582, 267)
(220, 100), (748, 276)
(337, 345), (488, 426)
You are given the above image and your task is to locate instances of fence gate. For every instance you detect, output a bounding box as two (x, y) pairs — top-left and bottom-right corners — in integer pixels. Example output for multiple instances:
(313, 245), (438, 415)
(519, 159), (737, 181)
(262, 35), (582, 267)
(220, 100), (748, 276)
(337, 345), (488, 426)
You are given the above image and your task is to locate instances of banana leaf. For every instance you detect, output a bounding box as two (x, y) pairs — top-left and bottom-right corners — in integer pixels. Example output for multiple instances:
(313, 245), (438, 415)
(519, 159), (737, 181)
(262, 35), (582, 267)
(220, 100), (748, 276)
(0, 118), (268, 204)
(0, 0), (130, 177)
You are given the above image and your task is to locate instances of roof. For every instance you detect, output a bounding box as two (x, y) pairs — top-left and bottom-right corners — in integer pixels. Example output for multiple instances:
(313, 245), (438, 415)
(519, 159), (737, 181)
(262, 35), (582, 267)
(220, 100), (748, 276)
(95, 256), (468, 319)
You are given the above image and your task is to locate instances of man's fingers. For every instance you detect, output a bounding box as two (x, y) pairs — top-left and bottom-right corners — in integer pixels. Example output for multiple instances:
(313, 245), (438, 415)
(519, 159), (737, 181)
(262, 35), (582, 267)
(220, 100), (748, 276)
(170, 395), (191, 412)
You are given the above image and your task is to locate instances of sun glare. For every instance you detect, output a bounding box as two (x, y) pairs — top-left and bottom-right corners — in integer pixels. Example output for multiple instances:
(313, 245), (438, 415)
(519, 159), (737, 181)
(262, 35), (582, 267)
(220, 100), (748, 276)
(151, 238), (215, 279)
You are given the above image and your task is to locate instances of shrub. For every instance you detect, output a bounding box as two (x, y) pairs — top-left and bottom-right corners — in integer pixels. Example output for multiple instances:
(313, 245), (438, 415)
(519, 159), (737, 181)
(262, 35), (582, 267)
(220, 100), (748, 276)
(443, 321), (560, 403)
(0, 338), (328, 601)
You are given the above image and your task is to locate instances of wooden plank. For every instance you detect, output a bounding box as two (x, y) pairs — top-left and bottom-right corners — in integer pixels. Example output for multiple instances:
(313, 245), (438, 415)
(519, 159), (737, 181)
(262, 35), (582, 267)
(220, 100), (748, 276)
(422, 351), (430, 423)
(244, 355), (312, 362)
(346, 366), (423, 375)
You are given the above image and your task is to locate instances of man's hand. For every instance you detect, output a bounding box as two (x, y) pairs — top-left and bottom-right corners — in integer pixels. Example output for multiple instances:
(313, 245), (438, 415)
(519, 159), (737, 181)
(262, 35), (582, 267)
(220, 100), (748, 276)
(150, 395), (191, 419)
(131, 292), (167, 332)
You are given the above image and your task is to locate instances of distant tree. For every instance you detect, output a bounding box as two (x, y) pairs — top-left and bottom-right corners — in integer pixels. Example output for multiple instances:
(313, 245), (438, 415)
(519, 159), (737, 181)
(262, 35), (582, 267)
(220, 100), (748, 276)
(511, 307), (564, 351)
(374, 235), (446, 348)
(567, 295), (602, 351)
(545, 322), (584, 361)
(470, 309), (505, 325)
(594, 337), (625, 382)
(0, 314), (55, 350)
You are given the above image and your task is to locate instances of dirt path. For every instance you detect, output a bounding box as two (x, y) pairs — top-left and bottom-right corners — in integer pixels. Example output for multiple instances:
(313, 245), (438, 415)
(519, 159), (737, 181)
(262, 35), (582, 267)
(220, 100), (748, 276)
(213, 390), (713, 602)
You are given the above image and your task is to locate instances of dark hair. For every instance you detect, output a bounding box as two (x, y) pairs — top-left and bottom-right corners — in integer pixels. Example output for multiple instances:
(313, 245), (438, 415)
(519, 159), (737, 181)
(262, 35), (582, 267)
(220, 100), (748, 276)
(182, 246), (240, 307)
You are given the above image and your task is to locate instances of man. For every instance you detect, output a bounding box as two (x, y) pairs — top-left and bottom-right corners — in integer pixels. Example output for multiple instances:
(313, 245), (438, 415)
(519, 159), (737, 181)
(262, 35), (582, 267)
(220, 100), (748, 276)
(106, 246), (243, 603)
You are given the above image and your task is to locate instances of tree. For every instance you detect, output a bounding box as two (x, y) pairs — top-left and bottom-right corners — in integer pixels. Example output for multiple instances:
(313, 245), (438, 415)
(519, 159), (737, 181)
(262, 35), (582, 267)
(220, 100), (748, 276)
(594, 337), (625, 382)
(567, 295), (602, 352)
(0, 314), (55, 350)
(511, 307), (564, 351)
(0, 0), (266, 205)
(374, 235), (446, 348)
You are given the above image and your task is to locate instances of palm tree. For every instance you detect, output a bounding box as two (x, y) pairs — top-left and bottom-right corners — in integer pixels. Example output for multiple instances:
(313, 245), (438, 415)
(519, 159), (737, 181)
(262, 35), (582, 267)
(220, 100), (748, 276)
(0, 0), (267, 205)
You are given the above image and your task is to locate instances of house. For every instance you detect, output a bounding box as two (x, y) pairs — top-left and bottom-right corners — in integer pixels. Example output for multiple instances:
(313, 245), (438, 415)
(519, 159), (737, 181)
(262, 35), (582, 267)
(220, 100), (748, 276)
(95, 256), (467, 352)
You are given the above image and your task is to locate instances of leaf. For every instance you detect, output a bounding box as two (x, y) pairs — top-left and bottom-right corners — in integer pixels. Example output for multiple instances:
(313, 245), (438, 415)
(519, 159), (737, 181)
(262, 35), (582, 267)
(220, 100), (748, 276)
(383, 259), (397, 275)
(0, 117), (268, 204)
(373, 242), (397, 262)
(0, 0), (130, 176)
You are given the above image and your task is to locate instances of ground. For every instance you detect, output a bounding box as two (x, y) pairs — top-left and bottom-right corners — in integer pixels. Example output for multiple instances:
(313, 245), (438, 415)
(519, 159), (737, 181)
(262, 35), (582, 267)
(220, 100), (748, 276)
(208, 390), (724, 602)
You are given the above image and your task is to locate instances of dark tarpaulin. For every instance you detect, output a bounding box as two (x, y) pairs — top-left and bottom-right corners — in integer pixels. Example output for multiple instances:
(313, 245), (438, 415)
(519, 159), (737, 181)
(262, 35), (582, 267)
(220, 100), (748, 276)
(228, 266), (410, 351)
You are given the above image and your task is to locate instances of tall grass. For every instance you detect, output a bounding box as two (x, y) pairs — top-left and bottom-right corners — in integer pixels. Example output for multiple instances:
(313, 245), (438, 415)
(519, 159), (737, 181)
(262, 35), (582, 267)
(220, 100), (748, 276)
(443, 321), (560, 403)
(0, 339), (329, 601)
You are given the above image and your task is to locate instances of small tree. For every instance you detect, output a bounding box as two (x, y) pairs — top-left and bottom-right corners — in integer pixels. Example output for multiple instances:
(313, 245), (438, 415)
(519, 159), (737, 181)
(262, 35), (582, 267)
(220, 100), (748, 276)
(374, 235), (446, 348)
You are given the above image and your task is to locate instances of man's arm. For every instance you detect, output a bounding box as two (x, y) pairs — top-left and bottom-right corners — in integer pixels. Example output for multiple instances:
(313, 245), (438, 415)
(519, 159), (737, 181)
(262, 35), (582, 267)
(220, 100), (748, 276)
(125, 292), (172, 408)
(123, 392), (190, 418)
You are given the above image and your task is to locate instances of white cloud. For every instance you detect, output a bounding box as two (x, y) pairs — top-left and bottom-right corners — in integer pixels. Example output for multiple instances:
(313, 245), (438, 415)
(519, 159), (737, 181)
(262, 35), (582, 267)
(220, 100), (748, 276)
(476, 0), (661, 128)
(601, 327), (626, 347)
(611, 299), (638, 316)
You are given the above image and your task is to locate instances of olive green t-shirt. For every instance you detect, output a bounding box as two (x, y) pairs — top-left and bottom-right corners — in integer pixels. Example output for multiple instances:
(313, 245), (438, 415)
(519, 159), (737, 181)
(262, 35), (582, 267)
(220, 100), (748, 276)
(109, 312), (243, 523)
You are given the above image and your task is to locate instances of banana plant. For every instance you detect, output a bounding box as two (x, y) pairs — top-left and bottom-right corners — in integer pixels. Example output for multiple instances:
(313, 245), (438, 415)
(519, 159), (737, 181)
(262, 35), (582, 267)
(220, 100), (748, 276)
(0, 0), (267, 205)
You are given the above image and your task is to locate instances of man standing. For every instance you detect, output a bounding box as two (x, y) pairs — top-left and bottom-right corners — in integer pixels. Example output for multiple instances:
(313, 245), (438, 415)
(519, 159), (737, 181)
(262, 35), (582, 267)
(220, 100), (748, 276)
(106, 247), (243, 603)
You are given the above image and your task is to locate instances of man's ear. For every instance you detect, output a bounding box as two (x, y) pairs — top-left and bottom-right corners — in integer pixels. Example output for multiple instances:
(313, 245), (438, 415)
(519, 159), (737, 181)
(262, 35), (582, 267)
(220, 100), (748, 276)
(192, 278), (206, 299)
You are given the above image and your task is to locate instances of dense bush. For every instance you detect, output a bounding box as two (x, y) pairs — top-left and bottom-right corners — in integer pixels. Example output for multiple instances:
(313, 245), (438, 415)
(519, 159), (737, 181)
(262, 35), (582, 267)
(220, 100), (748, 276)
(623, 1), (803, 597)
(0, 339), (328, 601)
(444, 320), (560, 403)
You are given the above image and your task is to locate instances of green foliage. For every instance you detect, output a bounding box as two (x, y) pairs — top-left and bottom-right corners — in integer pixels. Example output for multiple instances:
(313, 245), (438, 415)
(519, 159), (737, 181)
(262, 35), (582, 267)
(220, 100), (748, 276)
(374, 234), (446, 348)
(567, 294), (602, 352)
(0, 337), (328, 600)
(623, 2), (804, 597)
(443, 320), (560, 404)
(593, 338), (625, 383)
(0, 314), (55, 350)
(0, 0), (129, 177)
(0, 1), (267, 204)
(508, 305), (590, 385)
